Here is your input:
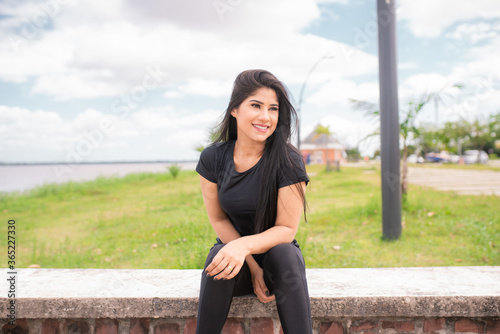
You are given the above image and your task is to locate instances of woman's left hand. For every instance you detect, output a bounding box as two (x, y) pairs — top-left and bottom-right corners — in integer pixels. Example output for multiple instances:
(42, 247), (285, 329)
(205, 238), (248, 280)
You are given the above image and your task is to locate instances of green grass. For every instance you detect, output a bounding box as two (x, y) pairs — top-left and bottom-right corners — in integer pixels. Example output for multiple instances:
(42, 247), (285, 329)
(406, 162), (500, 172)
(1, 165), (498, 269)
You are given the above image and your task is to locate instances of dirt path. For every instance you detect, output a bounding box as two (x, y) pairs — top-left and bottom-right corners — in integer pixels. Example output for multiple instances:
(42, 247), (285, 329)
(408, 167), (500, 196)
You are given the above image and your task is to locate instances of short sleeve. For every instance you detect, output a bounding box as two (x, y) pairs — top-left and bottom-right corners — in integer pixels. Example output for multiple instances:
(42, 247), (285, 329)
(196, 145), (218, 183)
(278, 148), (309, 188)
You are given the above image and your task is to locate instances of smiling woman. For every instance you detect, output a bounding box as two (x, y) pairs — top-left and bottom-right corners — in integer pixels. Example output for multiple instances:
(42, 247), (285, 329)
(230, 87), (279, 145)
(195, 70), (312, 333)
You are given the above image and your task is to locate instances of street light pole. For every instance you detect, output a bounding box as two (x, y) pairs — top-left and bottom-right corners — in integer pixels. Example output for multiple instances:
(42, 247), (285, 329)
(377, 0), (401, 240)
(297, 54), (334, 150)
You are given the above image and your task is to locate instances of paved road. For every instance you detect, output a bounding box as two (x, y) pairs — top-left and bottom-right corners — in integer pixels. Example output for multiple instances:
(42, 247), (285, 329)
(408, 167), (500, 196)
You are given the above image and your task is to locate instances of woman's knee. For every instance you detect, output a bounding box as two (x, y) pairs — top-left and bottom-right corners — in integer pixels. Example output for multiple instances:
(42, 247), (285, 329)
(203, 243), (225, 269)
(265, 243), (304, 271)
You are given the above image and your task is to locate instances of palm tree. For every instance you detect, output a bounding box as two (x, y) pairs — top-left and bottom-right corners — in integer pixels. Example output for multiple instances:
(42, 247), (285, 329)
(350, 92), (439, 196)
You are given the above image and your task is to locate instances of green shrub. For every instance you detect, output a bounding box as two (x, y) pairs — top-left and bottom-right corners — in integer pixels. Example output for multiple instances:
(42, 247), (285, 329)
(167, 163), (182, 179)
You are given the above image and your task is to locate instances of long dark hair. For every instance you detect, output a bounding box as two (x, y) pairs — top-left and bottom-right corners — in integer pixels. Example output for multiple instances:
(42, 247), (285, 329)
(212, 69), (307, 234)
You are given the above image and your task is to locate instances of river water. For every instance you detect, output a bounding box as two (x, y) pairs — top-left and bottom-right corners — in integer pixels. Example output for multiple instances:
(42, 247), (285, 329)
(0, 162), (197, 194)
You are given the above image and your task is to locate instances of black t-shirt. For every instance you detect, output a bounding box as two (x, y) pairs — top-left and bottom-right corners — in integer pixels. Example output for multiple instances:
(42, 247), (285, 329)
(196, 140), (309, 236)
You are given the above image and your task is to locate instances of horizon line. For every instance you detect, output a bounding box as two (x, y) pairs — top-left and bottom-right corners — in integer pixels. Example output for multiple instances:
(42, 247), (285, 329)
(0, 160), (198, 166)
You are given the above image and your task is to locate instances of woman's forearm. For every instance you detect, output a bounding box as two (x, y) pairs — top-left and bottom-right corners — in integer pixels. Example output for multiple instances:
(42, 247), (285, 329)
(211, 219), (241, 244)
(241, 225), (296, 256)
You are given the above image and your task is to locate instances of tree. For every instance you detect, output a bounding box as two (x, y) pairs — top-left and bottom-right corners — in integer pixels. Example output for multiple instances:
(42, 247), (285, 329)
(351, 83), (460, 196)
(486, 112), (500, 156)
(313, 124), (336, 171)
(350, 92), (435, 196)
(194, 126), (218, 153)
(417, 112), (500, 159)
(345, 147), (361, 162)
(460, 115), (495, 163)
(439, 120), (469, 154)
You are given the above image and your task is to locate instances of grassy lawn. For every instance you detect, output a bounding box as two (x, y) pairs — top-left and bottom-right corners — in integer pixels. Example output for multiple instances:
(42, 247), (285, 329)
(1, 165), (498, 269)
(406, 162), (500, 172)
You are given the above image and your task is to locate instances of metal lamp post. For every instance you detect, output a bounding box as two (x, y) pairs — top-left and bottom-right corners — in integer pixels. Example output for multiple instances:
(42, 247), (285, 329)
(297, 54), (334, 150)
(377, 0), (402, 240)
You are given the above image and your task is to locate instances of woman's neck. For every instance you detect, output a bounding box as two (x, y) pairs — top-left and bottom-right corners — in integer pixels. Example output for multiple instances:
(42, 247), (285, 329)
(234, 139), (265, 160)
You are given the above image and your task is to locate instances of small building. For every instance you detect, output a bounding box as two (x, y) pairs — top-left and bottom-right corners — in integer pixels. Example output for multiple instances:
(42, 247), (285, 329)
(300, 126), (346, 165)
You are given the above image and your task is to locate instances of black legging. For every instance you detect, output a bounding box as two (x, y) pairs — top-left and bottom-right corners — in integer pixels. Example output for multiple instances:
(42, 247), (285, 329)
(196, 240), (312, 334)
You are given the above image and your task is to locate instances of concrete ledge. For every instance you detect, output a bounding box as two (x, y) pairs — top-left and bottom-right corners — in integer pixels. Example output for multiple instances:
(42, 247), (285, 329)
(2, 267), (499, 319)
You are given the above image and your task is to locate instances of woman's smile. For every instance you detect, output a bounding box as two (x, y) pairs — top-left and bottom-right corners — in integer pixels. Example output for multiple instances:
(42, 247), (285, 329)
(253, 124), (270, 132)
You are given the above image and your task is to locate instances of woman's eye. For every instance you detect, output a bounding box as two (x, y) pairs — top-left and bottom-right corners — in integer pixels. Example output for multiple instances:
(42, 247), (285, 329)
(251, 104), (261, 108)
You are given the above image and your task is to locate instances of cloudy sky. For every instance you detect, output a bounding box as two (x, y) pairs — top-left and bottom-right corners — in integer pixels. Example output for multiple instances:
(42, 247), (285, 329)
(1, 0), (499, 163)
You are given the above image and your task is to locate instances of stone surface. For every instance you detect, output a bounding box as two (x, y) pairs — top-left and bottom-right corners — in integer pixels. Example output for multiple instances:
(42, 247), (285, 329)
(0, 267), (499, 319)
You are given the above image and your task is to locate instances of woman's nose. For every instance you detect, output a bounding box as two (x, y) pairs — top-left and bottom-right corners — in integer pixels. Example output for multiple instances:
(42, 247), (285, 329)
(258, 108), (271, 121)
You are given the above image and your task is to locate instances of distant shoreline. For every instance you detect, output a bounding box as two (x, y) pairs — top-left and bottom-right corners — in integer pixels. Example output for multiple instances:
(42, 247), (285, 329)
(0, 160), (198, 166)
(0, 161), (198, 193)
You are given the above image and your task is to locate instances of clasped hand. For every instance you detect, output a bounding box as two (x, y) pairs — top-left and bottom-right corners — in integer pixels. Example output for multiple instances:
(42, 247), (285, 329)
(205, 239), (248, 280)
(205, 238), (275, 303)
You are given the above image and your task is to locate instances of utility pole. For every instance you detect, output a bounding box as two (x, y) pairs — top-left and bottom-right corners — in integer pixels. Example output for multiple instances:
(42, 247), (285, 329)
(377, 0), (401, 240)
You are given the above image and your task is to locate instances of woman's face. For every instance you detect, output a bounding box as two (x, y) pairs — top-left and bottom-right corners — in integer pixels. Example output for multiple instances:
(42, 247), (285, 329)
(231, 87), (279, 145)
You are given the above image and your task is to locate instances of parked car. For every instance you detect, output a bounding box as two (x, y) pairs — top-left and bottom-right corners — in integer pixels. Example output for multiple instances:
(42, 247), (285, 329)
(462, 150), (489, 164)
(407, 154), (424, 163)
(425, 151), (453, 163)
(449, 154), (461, 164)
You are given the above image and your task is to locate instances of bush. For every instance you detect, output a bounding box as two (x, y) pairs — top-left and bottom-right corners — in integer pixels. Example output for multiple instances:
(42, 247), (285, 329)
(167, 163), (182, 178)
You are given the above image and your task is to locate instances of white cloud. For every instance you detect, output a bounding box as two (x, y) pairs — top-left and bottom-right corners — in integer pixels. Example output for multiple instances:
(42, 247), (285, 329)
(123, 0), (320, 34)
(399, 0), (500, 38)
(401, 73), (455, 96)
(446, 21), (500, 44)
(130, 108), (222, 130)
(0, 0), (377, 100)
(0, 106), (70, 151)
(316, 0), (349, 4)
(32, 70), (124, 100)
(165, 78), (233, 98)
(0, 104), (221, 162)
(307, 77), (379, 107)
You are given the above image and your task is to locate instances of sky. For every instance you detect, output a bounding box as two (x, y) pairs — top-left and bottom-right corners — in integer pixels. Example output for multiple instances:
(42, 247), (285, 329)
(1, 0), (499, 164)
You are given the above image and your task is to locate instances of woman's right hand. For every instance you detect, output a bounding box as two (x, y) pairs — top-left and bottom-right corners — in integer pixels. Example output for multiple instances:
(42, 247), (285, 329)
(250, 266), (275, 303)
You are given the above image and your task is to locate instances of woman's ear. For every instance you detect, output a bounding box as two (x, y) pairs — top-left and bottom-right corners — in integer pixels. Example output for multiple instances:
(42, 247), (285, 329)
(230, 108), (237, 118)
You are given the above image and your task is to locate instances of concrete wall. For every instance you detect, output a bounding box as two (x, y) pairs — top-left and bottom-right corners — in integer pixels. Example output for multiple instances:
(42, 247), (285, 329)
(1, 267), (499, 334)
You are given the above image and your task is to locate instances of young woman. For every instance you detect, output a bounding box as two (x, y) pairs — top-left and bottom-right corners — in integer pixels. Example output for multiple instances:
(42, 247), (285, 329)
(195, 69), (312, 333)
